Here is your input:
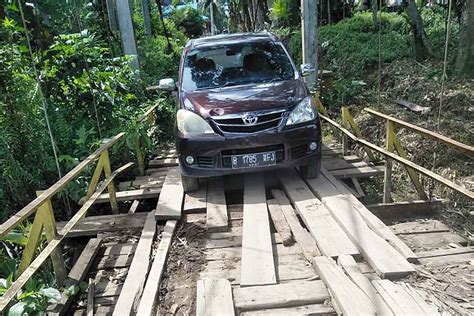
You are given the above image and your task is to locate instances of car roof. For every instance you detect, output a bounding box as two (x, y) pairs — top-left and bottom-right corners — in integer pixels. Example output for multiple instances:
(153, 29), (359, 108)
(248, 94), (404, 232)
(186, 32), (279, 50)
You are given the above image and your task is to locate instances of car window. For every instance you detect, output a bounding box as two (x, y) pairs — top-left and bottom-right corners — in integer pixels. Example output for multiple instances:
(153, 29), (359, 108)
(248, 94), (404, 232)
(182, 41), (295, 91)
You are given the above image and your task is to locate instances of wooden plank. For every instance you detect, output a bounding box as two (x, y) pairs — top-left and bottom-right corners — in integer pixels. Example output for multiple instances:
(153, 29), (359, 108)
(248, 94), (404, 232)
(128, 200), (140, 214)
(416, 246), (474, 258)
(48, 238), (103, 315)
(241, 173), (276, 286)
(271, 190), (320, 261)
(233, 281), (329, 311)
(351, 177), (365, 197)
(0, 163), (132, 312)
(89, 188), (161, 204)
(86, 278), (94, 316)
(206, 178), (228, 232)
(155, 168), (184, 220)
(399, 232), (467, 251)
(94, 253), (133, 270)
(184, 181), (207, 213)
(196, 279), (235, 316)
(118, 177), (164, 190)
(337, 255), (393, 315)
(372, 280), (426, 315)
(278, 169), (360, 259)
(400, 283), (440, 315)
(135, 220), (178, 315)
(367, 200), (443, 221)
(313, 256), (376, 315)
(240, 304), (335, 315)
(144, 167), (172, 176)
(113, 211), (157, 315)
(267, 199), (294, 246)
(205, 243), (302, 261)
(393, 99), (431, 113)
(390, 220), (450, 235)
(56, 213), (147, 237)
(418, 252), (473, 265)
(148, 157), (179, 167)
(329, 165), (385, 179)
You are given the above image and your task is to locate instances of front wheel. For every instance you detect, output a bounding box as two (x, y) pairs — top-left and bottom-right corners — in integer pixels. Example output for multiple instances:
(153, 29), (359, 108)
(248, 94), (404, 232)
(300, 159), (321, 179)
(181, 174), (199, 193)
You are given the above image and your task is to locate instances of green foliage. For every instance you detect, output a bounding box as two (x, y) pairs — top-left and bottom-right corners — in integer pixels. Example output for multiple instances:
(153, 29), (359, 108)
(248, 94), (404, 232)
(170, 7), (206, 39)
(270, 0), (300, 28)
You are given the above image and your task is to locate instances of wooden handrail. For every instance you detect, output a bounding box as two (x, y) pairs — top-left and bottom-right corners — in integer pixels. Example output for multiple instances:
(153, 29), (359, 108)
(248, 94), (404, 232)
(319, 114), (474, 200)
(364, 108), (474, 157)
(138, 103), (159, 123)
(0, 132), (125, 238)
(0, 162), (133, 312)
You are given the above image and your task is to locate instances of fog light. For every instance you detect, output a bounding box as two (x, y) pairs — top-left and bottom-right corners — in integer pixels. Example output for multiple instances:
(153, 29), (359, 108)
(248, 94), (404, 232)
(185, 155), (195, 165)
(309, 142), (318, 151)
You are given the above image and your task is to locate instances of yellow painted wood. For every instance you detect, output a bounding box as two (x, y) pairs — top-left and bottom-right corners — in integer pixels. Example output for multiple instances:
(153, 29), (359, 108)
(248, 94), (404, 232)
(341, 107), (349, 155)
(383, 121), (395, 203)
(18, 209), (44, 275)
(313, 93), (329, 117)
(85, 153), (106, 200)
(136, 141), (145, 176)
(342, 107), (376, 161)
(146, 112), (154, 127)
(101, 150), (119, 213)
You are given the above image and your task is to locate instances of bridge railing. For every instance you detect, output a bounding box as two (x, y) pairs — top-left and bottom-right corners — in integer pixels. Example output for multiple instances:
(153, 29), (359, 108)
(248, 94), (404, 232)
(0, 102), (160, 312)
(136, 103), (159, 175)
(314, 95), (474, 202)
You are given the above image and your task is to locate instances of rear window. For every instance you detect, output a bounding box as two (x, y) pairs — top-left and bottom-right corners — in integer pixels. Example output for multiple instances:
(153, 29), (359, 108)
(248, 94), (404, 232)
(182, 41), (295, 91)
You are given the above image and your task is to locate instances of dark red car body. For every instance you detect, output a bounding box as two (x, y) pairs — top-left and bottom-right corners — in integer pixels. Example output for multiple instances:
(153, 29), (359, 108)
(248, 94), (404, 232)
(176, 33), (322, 178)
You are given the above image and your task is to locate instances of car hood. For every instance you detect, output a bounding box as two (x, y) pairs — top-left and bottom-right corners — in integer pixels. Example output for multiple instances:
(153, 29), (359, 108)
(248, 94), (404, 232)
(181, 80), (307, 118)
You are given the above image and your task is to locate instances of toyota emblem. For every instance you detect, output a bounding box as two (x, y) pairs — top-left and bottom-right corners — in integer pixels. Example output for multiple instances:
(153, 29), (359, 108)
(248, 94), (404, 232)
(242, 113), (258, 125)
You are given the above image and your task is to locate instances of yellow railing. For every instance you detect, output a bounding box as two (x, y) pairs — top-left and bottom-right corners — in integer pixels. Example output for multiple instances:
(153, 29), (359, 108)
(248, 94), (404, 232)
(314, 95), (474, 201)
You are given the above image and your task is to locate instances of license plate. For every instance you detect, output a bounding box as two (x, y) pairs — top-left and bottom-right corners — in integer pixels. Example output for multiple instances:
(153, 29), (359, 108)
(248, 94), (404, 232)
(231, 151), (276, 169)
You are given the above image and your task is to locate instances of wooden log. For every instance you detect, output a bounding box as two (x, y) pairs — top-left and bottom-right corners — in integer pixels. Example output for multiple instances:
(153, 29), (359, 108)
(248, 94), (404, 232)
(313, 256), (376, 315)
(278, 169), (360, 258)
(113, 211), (157, 315)
(48, 238), (103, 315)
(196, 279), (235, 316)
(240, 173), (276, 286)
(233, 281), (329, 311)
(271, 190), (320, 260)
(267, 199), (294, 246)
(206, 178), (228, 232)
(135, 220), (178, 315)
(155, 168), (184, 220)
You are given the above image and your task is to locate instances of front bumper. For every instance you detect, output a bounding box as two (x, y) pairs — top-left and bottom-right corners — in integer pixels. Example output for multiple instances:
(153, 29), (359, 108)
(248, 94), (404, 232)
(176, 120), (322, 177)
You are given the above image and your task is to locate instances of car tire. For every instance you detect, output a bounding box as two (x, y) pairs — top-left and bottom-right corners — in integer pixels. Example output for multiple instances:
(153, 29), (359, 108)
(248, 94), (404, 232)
(300, 159), (321, 179)
(181, 174), (199, 193)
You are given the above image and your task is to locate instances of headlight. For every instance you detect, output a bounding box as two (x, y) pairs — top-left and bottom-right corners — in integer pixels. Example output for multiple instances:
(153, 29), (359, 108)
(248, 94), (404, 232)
(285, 97), (317, 126)
(177, 109), (216, 136)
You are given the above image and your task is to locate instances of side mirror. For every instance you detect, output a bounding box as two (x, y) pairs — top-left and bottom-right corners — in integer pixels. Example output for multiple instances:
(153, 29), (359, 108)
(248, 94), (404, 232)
(300, 63), (316, 77)
(158, 78), (176, 91)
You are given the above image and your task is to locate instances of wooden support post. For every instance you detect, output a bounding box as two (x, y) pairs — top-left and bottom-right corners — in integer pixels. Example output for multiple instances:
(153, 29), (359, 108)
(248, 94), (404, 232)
(341, 107), (349, 155)
(313, 93), (329, 117)
(136, 141), (145, 176)
(116, 0), (139, 70)
(383, 121), (395, 203)
(341, 107), (376, 161)
(301, 0), (318, 90)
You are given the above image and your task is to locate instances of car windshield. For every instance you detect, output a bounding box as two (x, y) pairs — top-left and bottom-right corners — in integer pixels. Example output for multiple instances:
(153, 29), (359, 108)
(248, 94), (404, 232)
(182, 41), (295, 91)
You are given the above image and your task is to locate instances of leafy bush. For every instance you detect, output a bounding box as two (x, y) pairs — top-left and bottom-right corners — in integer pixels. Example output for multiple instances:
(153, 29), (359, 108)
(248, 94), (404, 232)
(170, 7), (205, 39)
(270, 0), (300, 28)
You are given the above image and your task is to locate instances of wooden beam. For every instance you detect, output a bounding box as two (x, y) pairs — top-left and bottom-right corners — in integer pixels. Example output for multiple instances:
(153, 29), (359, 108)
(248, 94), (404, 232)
(184, 181), (207, 213)
(196, 279), (235, 316)
(278, 168), (360, 259)
(206, 178), (228, 232)
(155, 168), (184, 220)
(267, 199), (294, 246)
(329, 165), (385, 179)
(271, 190), (320, 261)
(113, 211), (157, 315)
(135, 220), (178, 315)
(367, 200), (443, 221)
(0, 133), (125, 238)
(371, 280), (426, 314)
(365, 108), (474, 157)
(0, 162), (132, 312)
(148, 158), (179, 168)
(239, 304), (335, 315)
(313, 256), (376, 315)
(319, 114), (474, 199)
(85, 188), (161, 204)
(128, 200), (140, 214)
(241, 173), (276, 286)
(233, 281), (329, 311)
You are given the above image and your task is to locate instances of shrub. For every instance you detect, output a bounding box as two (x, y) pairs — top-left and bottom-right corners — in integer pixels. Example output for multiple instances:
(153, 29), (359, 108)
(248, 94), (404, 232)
(170, 7), (205, 39)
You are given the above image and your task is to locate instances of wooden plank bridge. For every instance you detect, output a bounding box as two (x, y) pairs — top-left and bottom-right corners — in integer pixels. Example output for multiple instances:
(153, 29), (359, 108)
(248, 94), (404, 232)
(0, 102), (472, 315)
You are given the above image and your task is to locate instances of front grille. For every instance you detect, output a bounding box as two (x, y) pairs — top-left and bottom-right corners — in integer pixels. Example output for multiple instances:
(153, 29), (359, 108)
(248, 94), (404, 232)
(212, 110), (285, 134)
(197, 156), (214, 168)
(291, 144), (309, 159)
(222, 145), (284, 168)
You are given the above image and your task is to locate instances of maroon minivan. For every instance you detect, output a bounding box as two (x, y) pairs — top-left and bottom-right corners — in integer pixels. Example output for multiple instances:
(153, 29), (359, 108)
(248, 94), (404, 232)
(159, 33), (322, 192)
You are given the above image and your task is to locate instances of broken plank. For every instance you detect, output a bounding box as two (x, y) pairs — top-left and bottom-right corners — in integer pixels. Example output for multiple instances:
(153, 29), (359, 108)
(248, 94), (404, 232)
(113, 212), (157, 315)
(372, 280), (426, 315)
(330, 165), (385, 179)
(240, 304), (335, 315)
(313, 256), (376, 315)
(241, 173), (276, 286)
(206, 178), (228, 232)
(56, 213), (147, 237)
(271, 190), (320, 261)
(278, 168), (360, 259)
(233, 281), (329, 311)
(90, 188), (161, 204)
(337, 255), (393, 315)
(184, 181), (207, 213)
(48, 238), (103, 315)
(155, 168), (184, 220)
(136, 220), (178, 315)
(267, 199), (294, 246)
(196, 279), (235, 316)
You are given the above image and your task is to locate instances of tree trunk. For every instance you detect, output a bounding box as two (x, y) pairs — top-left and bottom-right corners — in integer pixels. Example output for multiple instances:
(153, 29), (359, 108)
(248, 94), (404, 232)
(371, 0), (378, 28)
(405, 0), (432, 59)
(456, 0), (474, 77)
